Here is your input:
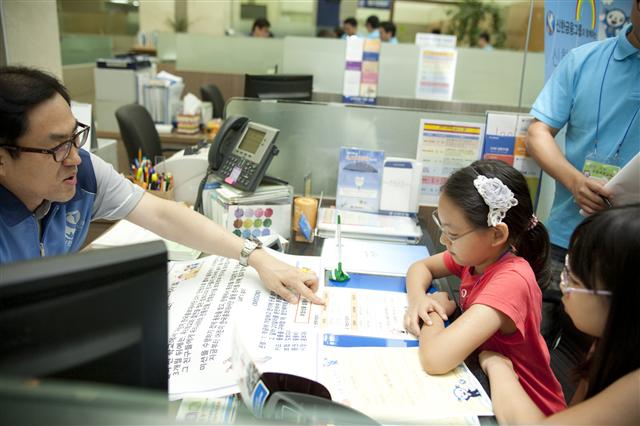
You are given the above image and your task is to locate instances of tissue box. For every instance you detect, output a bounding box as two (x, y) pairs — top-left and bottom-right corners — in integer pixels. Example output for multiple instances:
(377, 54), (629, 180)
(176, 114), (200, 134)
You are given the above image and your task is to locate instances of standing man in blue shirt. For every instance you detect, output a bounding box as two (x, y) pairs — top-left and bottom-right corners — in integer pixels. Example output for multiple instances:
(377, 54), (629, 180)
(0, 66), (322, 305)
(526, 0), (639, 342)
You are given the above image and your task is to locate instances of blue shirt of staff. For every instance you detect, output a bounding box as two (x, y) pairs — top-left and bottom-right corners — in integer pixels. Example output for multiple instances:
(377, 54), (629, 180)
(530, 24), (640, 249)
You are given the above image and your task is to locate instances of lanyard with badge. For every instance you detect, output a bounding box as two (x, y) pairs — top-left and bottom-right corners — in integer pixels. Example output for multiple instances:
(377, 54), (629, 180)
(584, 39), (640, 181)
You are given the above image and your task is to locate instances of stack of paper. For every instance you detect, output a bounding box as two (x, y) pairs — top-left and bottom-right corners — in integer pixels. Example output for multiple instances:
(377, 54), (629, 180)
(317, 207), (422, 244)
(90, 220), (201, 261)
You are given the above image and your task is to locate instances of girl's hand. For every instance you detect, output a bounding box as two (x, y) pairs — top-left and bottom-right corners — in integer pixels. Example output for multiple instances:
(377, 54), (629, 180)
(479, 350), (514, 375)
(429, 291), (457, 316)
(404, 293), (451, 336)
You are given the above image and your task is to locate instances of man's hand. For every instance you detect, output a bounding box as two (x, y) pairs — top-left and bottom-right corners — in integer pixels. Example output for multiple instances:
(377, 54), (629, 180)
(404, 291), (455, 336)
(570, 174), (613, 215)
(249, 250), (323, 305)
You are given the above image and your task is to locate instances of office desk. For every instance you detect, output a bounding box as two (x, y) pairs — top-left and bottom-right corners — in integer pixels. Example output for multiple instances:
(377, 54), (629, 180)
(80, 211), (492, 423)
(96, 129), (207, 147)
(96, 129), (209, 174)
(288, 218), (490, 393)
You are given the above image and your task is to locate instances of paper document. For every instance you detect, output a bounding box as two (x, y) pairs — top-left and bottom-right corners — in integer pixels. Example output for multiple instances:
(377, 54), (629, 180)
(416, 119), (484, 206)
(167, 250), (323, 400)
(319, 347), (492, 423)
(317, 207), (422, 243)
(176, 396), (238, 424)
(321, 237), (428, 276)
(607, 153), (640, 206)
(91, 219), (200, 261)
(579, 153), (640, 217)
(165, 249), (492, 422)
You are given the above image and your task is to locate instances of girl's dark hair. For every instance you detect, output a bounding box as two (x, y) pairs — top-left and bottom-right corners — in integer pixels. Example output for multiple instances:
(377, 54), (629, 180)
(442, 159), (550, 288)
(568, 204), (640, 398)
(0, 66), (70, 151)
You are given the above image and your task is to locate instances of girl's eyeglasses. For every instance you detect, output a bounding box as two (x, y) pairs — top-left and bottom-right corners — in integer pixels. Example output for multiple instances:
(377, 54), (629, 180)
(432, 208), (477, 243)
(560, 255), (612, 296)
(0, 121), (90, 163)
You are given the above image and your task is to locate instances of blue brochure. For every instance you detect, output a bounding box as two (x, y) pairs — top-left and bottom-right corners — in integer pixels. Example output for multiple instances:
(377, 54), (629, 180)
(336, 147), (384, 213)
(326, 271), (406, 293)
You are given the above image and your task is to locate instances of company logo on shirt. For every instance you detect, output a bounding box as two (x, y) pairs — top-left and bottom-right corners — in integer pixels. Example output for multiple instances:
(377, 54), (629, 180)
(65, 210), (81, 246)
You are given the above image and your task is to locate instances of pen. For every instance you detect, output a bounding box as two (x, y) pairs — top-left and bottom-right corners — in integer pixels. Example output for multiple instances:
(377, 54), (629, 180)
(600, 195), (612, 208)
(331, 213), (350, 282)
(337, 213), (342, 266)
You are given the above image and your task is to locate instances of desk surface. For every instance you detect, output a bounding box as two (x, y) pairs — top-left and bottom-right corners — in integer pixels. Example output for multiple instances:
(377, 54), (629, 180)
(96, 129), (207, 147)
(82, 211), (492, 422)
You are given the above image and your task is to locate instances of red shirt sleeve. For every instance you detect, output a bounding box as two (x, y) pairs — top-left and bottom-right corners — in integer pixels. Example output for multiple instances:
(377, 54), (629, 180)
(443, 250), (464, 278)
(472, 265), (530, 342)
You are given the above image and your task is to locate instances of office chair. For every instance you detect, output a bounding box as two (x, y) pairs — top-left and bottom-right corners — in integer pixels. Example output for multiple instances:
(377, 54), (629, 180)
(200, 84), (225, 119)
(115, 104), (173, 164)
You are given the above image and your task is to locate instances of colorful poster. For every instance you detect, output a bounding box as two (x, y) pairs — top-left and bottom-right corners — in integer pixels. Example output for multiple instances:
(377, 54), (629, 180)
(342, 38), (381, 105)
(544, 0), (600, 81)
(416, 120), (484, 206)
(415, 48), (458, 101)
(482, 112), (542, 203)
(598, 0), (634, 40)
(414, 33), (457, 50)
(336, 147), (385, 213)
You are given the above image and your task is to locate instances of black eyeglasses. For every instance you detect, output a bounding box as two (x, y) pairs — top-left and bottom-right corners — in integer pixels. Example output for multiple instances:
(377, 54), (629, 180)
(0, 122), (90, 163)
(431, 208), (478, 243)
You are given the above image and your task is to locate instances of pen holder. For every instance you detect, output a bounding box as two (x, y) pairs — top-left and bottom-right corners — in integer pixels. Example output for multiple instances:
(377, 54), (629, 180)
(147, 186), (174, 200)
(293, 197), (318, 243)
(127, 176), (174, 201)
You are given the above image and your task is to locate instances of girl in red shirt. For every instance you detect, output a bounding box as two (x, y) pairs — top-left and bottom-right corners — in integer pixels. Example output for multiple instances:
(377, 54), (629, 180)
(479, 205), (640, 424)
(405, 159), (566, 415)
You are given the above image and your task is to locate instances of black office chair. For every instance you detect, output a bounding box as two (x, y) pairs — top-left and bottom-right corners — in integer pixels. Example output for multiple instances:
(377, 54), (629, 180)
(200, 84), (225, 119)
(115, 104), (174, 164)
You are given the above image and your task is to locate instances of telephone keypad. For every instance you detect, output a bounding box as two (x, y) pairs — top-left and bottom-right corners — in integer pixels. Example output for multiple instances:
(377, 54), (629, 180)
(222, 154), (259, 189)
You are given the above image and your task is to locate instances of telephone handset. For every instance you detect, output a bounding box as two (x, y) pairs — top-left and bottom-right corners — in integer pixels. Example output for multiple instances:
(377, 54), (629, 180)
(208, 115), (248, 170)
(210, 116), (280, 193)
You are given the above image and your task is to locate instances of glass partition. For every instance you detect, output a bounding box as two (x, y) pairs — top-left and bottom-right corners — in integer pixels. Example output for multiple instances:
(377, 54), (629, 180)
(156, 32), (176, 62)
(176, 34), (283, 74)
(225, 98), (485, 197)
(230, 1), (316, 37)
(58, 0), (139, 65)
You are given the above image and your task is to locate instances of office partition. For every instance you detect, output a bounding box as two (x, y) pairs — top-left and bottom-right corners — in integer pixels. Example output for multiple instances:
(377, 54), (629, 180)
(176, 34), (284, 74)
(173, 34), (544, 108)
(225, 98), (485, 197)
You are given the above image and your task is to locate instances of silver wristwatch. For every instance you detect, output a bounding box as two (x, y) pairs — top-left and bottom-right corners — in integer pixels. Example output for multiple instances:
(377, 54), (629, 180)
(239, 237), (262, 267)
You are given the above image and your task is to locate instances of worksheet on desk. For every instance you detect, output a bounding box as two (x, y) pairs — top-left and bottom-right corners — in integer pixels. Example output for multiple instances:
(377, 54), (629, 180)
(319, 347), (492, 423)
(166, 250), (323, 400)
(167, 252), (493, 422)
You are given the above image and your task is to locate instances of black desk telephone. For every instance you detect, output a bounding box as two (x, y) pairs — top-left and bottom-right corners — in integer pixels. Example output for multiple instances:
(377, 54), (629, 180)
(208, 115), (280, 193)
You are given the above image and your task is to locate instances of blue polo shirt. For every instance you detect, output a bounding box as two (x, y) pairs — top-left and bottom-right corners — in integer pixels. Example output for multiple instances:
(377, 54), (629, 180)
(368, 29), (380, 40)
(531, 24), (640, 249)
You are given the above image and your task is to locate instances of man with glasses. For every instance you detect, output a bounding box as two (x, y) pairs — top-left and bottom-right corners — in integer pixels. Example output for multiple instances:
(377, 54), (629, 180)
(0, 66), (322, 305)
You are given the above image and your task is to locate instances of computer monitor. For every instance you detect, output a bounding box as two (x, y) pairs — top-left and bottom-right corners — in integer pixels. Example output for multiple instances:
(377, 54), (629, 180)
(244, 74), (313, 101)
(0, 241), (169, 392)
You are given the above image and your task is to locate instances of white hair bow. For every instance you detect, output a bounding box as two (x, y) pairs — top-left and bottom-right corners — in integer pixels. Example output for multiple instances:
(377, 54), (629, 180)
(473, 175), (518, 226)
